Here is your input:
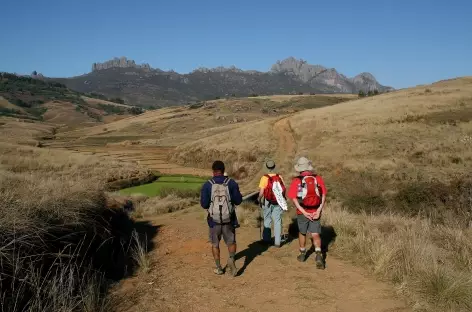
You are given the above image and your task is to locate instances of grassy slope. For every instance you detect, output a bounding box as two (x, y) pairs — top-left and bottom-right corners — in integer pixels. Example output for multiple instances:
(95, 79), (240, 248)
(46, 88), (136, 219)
(0, 143), (154, 311)
(55, 94), (352, 144)
(0, 73), (142, 135)
(172, 77), (472, 311)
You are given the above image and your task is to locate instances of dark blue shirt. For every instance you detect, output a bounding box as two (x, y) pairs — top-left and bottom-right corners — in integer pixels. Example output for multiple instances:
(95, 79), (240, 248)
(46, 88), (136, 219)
(200, 176), (243, 227)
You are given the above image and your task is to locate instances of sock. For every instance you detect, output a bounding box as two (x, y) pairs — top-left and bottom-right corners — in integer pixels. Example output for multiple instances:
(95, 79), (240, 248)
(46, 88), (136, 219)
(300, 248), (306, 253)
(315, 247), (321, 252)
(215, 259), (222, 268)
(229, 252), (235, 259)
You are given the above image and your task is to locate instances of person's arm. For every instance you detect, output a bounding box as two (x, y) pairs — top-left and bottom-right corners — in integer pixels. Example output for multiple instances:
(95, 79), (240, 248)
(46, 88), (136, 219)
(200, 182), (211, 209)
(313, 176), (327, 219)
(291, 198), (312, 219)
(257, 176), (267, 204)
(229, 180), (243, 206)
(287, 178), (313, 220)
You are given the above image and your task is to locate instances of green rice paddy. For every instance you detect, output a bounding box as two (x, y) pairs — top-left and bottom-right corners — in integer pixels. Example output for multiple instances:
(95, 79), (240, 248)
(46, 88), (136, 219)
(119, 174), (207, 197)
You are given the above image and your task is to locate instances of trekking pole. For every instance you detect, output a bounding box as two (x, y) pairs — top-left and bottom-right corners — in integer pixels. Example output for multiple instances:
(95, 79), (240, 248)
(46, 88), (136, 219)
(259, 198), (263, 240)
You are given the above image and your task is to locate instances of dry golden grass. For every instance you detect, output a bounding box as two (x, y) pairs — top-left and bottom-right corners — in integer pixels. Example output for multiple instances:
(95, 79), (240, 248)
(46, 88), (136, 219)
(254, 93), (357, 102)
(54, 94), (350, 146)
(0, 142), (154, 311)
(291, 77), (472, 182)
(42, 100), (102, 131)
(0, 116), (56, 146)
(0, 95), (27, 113)
(169, 77), (472, 311)
(132, 195), (195, 218)
(323, 202), (472, 312)
(82, 96), (133, 108)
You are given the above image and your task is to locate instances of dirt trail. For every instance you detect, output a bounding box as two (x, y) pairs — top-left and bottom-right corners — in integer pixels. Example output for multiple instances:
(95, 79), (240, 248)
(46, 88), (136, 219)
(112, 116), (410, 311)
(242, 117), (297, 193)
(112, 209), (410, 312)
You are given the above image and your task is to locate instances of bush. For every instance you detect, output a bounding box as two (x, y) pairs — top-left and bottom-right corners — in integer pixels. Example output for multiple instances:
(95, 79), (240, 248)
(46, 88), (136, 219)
(324, 203), (472, 312)
(127, 107), (144, 115)
(110, 97), (125, 104)
(0, 145), (157, 311)
(358, 90), (366, 97)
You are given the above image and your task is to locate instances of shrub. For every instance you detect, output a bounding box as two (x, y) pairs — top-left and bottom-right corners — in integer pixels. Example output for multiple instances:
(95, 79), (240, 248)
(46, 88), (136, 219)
(0, 144), (155, 311)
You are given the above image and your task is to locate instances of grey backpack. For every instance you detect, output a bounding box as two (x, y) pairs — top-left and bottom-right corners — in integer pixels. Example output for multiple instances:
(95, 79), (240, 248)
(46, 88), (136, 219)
(208, 178), (233, 224)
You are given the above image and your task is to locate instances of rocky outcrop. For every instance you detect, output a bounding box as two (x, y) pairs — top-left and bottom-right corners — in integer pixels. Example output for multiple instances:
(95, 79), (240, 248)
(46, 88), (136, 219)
(271, 57), (392, 93)
(92, 57), (151, 72)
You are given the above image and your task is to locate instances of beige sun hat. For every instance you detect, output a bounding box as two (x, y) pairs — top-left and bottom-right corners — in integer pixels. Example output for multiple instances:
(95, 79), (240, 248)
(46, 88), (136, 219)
(265, 159), (276, 171)
(294, 156), (314, 172)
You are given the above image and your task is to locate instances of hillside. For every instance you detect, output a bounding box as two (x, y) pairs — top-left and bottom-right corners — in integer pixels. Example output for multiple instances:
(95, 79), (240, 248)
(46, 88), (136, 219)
(53, 57), (392, 108)
(54, 75), (472, 312)
(0, 73), (145, 140)
(52, 94), (353, 145)
(3, 75), (472, 312)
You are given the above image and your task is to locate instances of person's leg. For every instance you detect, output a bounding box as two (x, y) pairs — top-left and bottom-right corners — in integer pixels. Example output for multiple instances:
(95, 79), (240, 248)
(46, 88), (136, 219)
(262, 203), (272, 243)
(297, 214), (309, 262)
(309, 220), (324, 269)
(223, 224), (238, 277)
(210, 225), (224, 274)
(272, 205), (283, 247)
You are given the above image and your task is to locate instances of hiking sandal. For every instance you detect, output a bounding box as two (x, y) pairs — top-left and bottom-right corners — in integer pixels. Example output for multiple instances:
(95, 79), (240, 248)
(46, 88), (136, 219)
(213, 267), (224, 275)
(227, 258), (238, 277)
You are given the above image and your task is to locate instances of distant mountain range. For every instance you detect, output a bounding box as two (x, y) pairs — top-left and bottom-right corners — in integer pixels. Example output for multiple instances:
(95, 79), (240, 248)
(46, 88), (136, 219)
(52, 57), (393, 107)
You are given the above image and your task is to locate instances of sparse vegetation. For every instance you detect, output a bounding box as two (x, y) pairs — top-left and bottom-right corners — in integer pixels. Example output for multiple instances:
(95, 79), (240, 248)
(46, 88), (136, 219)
(0, 143), (155, 311)
(323, 202), (472, 312)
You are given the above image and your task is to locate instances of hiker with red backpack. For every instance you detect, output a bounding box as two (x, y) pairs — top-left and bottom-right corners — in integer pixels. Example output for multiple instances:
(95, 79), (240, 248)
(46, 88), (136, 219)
(258, 160), (287, 247)
(287, 157), (327, 269)
(200, 161), (243, 276)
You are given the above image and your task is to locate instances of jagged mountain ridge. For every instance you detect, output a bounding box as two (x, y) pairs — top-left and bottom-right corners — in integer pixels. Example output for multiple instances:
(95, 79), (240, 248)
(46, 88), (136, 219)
(54, 57), (393, 107)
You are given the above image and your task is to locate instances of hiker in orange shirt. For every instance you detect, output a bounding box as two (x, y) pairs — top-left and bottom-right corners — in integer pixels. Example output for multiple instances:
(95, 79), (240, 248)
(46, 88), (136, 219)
(258, 160), (287, 247)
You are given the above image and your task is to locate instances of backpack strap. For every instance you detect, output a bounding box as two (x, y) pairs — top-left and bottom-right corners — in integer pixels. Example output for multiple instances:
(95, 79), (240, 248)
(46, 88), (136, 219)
(222, 177), (231, 186)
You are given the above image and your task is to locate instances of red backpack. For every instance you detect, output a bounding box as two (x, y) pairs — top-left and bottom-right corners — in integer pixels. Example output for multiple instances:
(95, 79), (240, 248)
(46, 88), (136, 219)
(297, 175), (322, 208)
(263, 174), (286, 204)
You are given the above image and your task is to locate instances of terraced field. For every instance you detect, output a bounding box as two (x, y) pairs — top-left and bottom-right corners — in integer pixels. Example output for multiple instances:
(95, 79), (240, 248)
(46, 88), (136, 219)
(48, 143), (210, 177)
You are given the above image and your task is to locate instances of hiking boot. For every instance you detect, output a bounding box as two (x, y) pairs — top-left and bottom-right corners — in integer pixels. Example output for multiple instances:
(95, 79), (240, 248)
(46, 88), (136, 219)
(297, 250), (307, 262)
(315, 251), (324, 269)
(213, 267), (224, 275)
(227, 258), (238, 277)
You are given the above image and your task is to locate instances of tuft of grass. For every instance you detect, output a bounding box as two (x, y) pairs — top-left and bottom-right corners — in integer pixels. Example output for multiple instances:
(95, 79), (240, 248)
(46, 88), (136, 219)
(323, 202), (472, 312)
(0, 142), (154, 311)
(236, 202), (261, 227)
(136, 195), (194, 216)
(131, 230), (151, 274)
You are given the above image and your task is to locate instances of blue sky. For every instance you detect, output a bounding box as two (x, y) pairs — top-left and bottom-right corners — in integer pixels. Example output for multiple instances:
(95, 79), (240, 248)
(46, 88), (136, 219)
(1, 0), (470, 88)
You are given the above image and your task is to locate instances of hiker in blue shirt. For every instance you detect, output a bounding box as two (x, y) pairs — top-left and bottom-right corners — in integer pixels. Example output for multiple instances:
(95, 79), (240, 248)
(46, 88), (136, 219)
(200, 160), (243, 276)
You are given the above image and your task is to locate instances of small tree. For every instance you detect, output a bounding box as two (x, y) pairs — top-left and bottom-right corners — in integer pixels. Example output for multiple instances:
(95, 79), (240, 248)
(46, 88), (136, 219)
(358, 90), (366, 98)
(367, 90), (374, 97)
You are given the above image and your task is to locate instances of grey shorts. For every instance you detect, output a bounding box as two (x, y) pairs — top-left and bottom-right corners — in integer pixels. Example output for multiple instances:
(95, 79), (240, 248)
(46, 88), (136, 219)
(297, 214), (321, 235)
(209, 224), (236, 247)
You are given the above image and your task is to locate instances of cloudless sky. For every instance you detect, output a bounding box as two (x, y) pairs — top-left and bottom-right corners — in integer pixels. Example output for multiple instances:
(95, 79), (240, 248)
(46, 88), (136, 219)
(1, 0), (471, 88)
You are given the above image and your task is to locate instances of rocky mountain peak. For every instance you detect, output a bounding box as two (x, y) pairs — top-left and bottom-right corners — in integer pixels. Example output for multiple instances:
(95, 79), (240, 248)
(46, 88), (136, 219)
(271, 57), (327, 81)
(353, 72), (377, 82)
(92, 57), (152, 72)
